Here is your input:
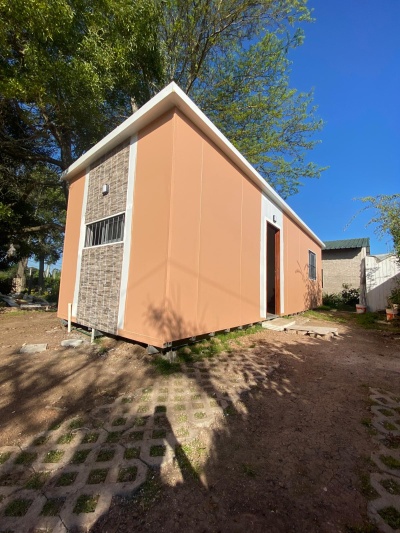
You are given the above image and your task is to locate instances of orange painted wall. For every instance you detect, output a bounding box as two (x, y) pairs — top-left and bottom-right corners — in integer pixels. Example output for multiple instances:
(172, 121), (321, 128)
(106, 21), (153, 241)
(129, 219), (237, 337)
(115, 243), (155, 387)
(120, 111), (174, 345)
(120, 109), (262, 346)
(58, 171), (86, 321)
(283, 214), (322, 314)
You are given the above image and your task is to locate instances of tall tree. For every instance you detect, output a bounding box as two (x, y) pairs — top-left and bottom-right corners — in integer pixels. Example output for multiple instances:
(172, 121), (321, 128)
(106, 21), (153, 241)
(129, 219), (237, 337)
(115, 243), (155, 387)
(159, 0), (325, 196)
(359, 194), (400, 261)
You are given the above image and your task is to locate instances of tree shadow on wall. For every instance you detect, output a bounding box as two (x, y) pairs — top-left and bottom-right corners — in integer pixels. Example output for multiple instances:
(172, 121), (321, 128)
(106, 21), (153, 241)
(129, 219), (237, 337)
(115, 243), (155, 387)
(295, 261), (322, 310)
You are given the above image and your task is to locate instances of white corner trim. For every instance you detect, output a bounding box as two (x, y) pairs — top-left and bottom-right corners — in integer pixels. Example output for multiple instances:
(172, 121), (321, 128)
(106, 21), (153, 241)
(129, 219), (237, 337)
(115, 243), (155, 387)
(260, 193), (284, 317)
(117, 134), (137, 330)
(72, 168), (90, 317)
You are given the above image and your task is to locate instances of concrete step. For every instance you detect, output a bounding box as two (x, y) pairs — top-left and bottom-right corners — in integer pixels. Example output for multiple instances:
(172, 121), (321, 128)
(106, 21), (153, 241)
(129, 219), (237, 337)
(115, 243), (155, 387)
(285, 325), (339, 338)
(262, 318), (296, 331)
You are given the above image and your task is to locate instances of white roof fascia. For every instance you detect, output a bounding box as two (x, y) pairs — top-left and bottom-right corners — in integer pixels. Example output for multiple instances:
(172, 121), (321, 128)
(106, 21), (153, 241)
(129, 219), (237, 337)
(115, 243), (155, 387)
(62, 82), (324, 248)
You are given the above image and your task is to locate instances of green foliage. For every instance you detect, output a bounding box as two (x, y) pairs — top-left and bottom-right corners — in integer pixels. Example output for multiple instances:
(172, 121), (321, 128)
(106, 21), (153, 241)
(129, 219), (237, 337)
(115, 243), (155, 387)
(357, 194), (400, 261)
(160, 0), (325, 196)
(323, 284), (360, 309)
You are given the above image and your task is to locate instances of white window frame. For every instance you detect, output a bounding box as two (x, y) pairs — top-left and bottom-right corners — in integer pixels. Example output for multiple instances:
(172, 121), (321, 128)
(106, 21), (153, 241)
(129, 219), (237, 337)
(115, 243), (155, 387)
(84, 212), (125, 248)
(308, 250), (317, 281)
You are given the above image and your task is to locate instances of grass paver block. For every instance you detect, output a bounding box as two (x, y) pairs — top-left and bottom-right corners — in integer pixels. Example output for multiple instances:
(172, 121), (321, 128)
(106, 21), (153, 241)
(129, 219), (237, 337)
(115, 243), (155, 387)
(15, 451), (37, 465)
(150, 445), (166, 457)
(378, 506), (400, 529)
(380, 454), (400, 469)
(87, 468), (108, 484)
(112, 417), (127, 426)
(380, 478), (400, 495)
(128, 431), (144, 441)
(152, 429), (166, 439)
(25, 471), (51, 489)
(124, 447), (140, 460)
(106, 431), (123, 443)
(5, 498), (32, 516)
(41, 498), (65, 516)
(57, 433), (75, 444)
(73, 494), (99, 514)
(69, 418), (84, 429)
(82, 432), (99, 444)
(71, 449), (91, 464)
(96, 449), (115, 462)
(44, 450), (64, 463)
(32, 435), (49, 446)
(56, 471), (78, 486)
(0, 452), (11, 464)
(118, 466), (137, 482)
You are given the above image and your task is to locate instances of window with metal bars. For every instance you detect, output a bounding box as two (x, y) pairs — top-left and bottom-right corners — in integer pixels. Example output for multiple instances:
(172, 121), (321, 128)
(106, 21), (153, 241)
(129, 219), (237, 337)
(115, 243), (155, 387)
(308, 250), (317, 280)
(85, 214), (125, 247)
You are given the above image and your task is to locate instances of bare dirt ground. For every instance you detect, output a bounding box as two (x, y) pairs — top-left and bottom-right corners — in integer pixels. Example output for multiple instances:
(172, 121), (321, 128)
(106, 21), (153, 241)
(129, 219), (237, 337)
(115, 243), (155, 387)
(0, 309), (399, 532)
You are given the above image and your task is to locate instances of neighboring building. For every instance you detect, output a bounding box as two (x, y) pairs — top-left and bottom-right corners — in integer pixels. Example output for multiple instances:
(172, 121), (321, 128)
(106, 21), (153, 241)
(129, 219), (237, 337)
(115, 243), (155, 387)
(361, 254), (400, 311)
(322, 238), (370, 294)
(58, 83), (323, 349)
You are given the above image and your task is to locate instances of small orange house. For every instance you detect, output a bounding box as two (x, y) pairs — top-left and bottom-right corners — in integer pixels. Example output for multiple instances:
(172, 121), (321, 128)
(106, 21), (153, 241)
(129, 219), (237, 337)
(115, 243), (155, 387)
(58, 83), (323, 348)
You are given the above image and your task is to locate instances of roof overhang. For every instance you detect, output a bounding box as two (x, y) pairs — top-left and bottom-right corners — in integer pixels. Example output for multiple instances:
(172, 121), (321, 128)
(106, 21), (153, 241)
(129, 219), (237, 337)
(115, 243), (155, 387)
(62, 82), (324, 248)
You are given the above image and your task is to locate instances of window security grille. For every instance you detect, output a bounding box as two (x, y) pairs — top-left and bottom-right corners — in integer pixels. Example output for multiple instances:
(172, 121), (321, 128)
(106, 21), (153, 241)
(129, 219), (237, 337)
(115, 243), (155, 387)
(309, 250), (317, 280)
(85, 214), (125, 247)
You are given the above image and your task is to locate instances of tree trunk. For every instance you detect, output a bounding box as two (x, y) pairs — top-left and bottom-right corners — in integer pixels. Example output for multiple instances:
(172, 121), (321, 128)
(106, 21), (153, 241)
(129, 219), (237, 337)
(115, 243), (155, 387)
(38, 255), (45, 294)
(16, 257), (28, 292)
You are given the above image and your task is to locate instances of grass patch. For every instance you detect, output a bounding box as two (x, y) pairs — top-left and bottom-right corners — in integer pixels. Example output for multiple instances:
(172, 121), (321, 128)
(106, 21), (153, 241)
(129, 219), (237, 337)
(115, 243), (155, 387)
(194, 412), (206, 420)
(112, 417), (127, 426)
(378, 506), (400, 529)
(383, 434), (400, 448)
(57, 433), (75, 444)
(177, 414), (188, 423)
(106, 431), (123, 443)
(157, 395), (168, 402)
(82, 432), (99, 444)
(122, 397), (133, 404)
(87, 468), (108, 484)
(32, 435), (50, 446)
(134, 417), (147, 427)
(56, 471), (78, 486)
(0, 452), (11, 464)
(96, 449), (115, 462)
(43, 450), (64, 463)
(380, 478), (400, 495)
(345, 524), (378, 533)
(361, 418), (377, 435)
(152, 429), (166, 439)
(360, 473), (379, 500)
(15, 451), (37, 465)
(137, 404), (150, 414)
(380, 454), (400, 469)
(68, 418), (84, 430)
(155, 405), (167, 413)
(378, 408), (394, 417)
(128, 431), (144, 441)
(124, 447), (140, 460)
(242, 463), (257, 477)
(150, 445), (166, 457)
(223, 405), (236, 417)
(118, 466), (138, 482)
(41, 498), (64, 516)
(73, 494), (99, 514)
(382, 420), (397, 431)
(25, 471), (50, 489)
(4, 498), (32, 516)
(176, 427), (190, 438)
(151, 356), (182, 375)
(71, 449), (91, 464)
(173, 404), (186, 411)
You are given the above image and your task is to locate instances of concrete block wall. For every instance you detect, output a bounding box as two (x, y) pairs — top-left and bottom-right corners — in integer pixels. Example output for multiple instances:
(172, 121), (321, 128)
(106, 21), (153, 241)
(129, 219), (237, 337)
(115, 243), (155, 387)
(322, 247), (366, 294)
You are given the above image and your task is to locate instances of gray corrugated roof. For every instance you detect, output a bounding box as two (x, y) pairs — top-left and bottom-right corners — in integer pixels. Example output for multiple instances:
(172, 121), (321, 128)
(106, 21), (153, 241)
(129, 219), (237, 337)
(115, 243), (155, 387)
(323, 238), (370, 250)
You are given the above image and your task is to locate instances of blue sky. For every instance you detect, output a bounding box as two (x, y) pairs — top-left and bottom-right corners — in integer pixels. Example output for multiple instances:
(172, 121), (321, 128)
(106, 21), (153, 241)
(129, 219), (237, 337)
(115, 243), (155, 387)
(286, 0), (400, 253)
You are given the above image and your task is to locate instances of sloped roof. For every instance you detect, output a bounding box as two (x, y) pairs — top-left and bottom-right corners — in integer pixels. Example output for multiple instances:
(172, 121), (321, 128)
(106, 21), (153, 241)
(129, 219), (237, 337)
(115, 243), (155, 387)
(62, 82), (324, 248)
(323, 238), (370, 250)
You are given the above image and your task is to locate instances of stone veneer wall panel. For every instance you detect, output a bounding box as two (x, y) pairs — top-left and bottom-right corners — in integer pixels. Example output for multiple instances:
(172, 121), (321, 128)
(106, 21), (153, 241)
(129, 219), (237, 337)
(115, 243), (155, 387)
(77, 244), (124, 334)
(85, 140), (130, 224)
